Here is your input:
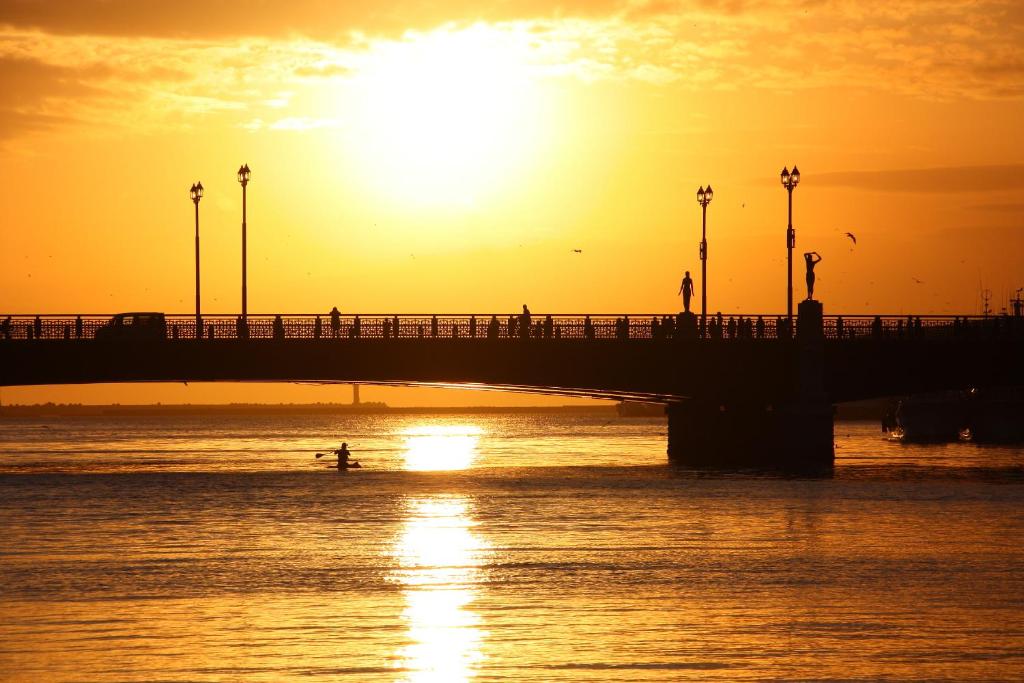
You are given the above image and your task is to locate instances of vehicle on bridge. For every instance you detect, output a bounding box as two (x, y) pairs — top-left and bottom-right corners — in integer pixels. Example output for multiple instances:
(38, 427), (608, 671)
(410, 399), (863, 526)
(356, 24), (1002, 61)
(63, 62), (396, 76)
(94, 313), (167, 341)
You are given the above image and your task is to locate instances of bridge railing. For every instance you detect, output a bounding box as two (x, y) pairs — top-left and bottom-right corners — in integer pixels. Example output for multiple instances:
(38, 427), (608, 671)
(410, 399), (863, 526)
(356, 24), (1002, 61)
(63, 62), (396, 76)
(0, 313), (1020, 342)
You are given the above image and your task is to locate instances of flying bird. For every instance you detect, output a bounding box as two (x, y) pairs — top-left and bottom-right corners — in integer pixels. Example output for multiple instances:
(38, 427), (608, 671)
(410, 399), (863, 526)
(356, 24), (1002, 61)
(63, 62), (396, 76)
(572, 249), (582, 254)
(844, 232), (857, 245)
(912, 277), (924, 284)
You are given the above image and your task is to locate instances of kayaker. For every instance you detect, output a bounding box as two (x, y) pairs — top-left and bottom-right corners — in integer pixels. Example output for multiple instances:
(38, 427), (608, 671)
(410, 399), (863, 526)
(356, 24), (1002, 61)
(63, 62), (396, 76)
(334, 443), (351, 467)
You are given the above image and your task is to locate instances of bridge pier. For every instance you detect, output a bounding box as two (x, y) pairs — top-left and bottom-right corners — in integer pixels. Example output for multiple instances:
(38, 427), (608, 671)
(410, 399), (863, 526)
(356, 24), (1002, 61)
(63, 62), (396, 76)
(666, 300), (835, 470)
(665, 399), (833, 469)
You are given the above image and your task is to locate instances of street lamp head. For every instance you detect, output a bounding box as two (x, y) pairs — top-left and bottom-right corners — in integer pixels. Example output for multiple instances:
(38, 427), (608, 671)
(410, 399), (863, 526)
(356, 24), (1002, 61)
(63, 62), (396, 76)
(705, 185), (713, 202)
(790, 165), (800, 186)
(697, 186), (705, 204)
(237, 164), (251, 185)
(780, 166), (790, 186)
(190, 181), (203, 203)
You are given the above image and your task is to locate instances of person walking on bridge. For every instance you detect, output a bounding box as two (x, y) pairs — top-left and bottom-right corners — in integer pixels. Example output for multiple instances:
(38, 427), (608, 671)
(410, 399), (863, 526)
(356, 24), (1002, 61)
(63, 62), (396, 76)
(678, 271), (695, 313)
(329, 307), (341, 338)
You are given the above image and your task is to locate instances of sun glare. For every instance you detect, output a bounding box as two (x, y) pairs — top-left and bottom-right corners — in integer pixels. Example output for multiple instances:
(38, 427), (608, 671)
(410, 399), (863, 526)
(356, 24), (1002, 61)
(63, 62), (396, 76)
(347, 26), (544, 207)
(391, 497), (487, 682)
(401, 424), (483, 471)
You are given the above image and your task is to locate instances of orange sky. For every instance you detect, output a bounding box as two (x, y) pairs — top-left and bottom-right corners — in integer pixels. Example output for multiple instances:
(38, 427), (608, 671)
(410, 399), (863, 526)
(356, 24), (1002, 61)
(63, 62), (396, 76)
(1, 0), (1022, 406)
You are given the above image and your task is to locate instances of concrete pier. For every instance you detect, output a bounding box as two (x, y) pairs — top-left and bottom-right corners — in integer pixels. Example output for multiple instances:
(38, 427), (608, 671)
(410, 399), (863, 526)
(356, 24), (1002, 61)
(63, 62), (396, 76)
(667, 299), (835, 469)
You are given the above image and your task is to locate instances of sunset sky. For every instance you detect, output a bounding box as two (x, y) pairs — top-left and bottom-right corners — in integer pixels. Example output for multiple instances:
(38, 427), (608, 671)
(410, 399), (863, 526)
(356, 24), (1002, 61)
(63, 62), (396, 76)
(2, 0), (1022, 405)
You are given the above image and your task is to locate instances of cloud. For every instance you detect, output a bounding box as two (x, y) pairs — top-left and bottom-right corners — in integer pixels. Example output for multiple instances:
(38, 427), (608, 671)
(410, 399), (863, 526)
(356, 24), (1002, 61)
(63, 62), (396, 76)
(294, 64), (352, 78)
(0, 0), (624, 39)
(1, 0), (1022, 146)
(814, 165), (1024, 193)
(970, 202), (1024, 213)
(244, 116), (341, 131)
(0, 56), (100, 137)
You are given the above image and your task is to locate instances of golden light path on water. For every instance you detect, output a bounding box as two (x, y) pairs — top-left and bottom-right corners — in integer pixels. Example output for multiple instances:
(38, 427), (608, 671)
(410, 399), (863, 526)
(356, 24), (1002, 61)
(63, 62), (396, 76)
(400, 424), (483, 471)
(391, 425), (489, 681)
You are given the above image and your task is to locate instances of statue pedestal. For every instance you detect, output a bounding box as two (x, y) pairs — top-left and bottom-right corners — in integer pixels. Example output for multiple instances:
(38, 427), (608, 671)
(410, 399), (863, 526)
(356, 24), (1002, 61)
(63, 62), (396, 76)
(676, 311), (698, 340)
(665, 298), (834, 471)
(797, 299), (823, 342)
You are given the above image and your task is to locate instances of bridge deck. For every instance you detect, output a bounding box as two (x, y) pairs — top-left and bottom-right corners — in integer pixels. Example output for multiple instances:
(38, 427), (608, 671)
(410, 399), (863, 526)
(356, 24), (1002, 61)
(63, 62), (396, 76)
(2, 313), (1019, 342)
(3, 315), (1022, 404)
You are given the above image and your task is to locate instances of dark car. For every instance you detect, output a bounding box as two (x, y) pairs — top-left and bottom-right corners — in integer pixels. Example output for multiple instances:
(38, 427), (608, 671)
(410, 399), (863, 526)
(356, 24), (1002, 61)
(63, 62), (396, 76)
(94, 312), (167, 341)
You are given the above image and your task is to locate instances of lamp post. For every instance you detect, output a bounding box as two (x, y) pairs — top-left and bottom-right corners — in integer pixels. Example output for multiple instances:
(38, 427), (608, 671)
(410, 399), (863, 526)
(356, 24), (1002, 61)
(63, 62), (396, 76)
(190, 181), (204, 339)
(780, 166), (800, 333)
(697, 185), (713, 335)
(237, 164), (251, 323)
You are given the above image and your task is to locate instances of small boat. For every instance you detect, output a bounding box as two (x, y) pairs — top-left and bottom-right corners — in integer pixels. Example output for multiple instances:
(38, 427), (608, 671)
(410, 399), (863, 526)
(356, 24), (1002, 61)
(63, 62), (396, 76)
(335, 461), (362, 469)
(889, 392), (967, 442)
(967, 387), (1024, 443)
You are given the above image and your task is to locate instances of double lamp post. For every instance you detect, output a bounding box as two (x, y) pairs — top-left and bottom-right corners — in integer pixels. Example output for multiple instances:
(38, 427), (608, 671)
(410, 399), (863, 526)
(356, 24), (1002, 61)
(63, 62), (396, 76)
(693, 166), (799, 336)
(190, 165), (252, 339)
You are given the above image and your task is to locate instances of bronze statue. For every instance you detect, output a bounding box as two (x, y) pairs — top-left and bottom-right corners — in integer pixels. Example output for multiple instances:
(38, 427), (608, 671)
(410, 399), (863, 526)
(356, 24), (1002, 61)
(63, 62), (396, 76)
(678, 271), (695, 313)
(804, 252), (822, 300)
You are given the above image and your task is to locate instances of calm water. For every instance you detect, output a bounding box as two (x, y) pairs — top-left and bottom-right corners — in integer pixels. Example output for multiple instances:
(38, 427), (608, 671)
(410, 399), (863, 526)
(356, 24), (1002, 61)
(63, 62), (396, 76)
(1, 413), (1023, 681)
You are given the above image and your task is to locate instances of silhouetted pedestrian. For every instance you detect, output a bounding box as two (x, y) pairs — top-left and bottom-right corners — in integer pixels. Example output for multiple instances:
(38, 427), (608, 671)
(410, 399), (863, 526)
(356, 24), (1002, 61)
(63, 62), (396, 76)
(330, 307), (341, 338)
(430, 315), (438, 338)
(314, 315), (322, 339)
(836, 316), (844, 339)
(273, 314), (284, 341)
(34, 316), (42, 339)
(75, 316), (83, 339)
(727, 316), (737, 339)
(756, 316), (765, 339)
(521, 305), (531, 339)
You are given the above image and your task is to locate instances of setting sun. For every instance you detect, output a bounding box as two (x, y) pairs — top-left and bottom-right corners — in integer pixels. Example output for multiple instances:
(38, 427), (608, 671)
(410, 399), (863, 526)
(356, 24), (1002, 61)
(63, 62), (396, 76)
(345, 25), (545, 207)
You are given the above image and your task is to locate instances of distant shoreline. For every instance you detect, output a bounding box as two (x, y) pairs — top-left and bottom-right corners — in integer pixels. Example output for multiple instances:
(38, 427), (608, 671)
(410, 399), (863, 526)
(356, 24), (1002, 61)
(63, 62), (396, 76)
(0, 398), (890, 419)
(0, 402), (620, 418)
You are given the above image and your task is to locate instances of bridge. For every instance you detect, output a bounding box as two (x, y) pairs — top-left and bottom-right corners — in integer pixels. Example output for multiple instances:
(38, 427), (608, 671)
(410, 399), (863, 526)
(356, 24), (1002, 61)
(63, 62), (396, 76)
(3, 302), (1023, 469)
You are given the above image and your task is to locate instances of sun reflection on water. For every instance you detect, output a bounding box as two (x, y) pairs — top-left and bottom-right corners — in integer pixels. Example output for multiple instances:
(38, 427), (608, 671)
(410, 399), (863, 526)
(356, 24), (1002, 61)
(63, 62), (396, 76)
(400, 424), (483, 471)
(391, 496), (488, 682)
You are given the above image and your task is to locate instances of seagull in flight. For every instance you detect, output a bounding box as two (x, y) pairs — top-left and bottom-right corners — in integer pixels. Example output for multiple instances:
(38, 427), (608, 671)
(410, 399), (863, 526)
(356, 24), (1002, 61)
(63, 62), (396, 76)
(844, 232), (857, 245)
(572, 249), (582, 254)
